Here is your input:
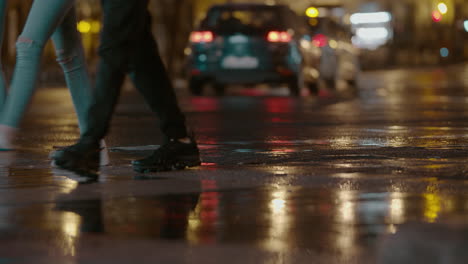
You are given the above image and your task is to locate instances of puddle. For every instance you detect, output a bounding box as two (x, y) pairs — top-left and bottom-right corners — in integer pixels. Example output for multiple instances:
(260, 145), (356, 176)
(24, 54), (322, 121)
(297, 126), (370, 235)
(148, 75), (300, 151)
(1, 186), (468, 259)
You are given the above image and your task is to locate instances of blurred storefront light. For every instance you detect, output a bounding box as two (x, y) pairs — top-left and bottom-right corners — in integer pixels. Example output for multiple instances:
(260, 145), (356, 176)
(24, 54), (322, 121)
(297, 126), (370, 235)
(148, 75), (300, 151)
(77, 20), (100, 34)
(350, 11), (392, 50)
(90, 21), (101, 34)
(431, 11), (442, 22)
(356, 27), (389, 40)
(440, 47), (449, 57)
(437, 2), (448, 15)
(309, 18), (318, 26)
(464, 20), (468, 32)
(305, 7), (319, 18)
(77, 20), (91, 34)
(350, 12), (392, 25)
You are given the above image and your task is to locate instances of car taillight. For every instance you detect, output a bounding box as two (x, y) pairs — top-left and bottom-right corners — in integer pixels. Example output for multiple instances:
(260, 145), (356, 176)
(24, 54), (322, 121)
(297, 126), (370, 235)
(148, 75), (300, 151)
(267, 31), (292, 43)
(312, 34), (328, 47)
(190, 31), (214, 43)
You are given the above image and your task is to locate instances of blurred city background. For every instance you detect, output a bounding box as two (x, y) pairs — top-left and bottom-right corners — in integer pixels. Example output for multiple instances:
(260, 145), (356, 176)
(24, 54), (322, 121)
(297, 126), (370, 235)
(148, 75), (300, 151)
(1, 0), (467, 85)
(0, 2), (467, 262)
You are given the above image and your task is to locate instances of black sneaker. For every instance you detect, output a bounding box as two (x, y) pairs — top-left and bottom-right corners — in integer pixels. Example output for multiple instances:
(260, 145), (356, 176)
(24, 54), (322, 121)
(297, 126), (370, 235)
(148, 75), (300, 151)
(132, 138), (201, 173)
(52, 141), (101, 177)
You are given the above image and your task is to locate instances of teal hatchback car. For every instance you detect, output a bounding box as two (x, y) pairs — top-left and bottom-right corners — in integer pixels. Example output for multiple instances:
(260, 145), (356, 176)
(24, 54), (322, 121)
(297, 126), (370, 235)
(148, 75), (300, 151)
(186, 3), (321, 96)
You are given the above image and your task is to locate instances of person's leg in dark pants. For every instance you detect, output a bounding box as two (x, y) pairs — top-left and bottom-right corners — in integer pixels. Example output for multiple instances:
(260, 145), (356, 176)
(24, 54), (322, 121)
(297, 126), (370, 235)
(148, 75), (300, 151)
(82, 0), (187, 142)
(53, 0), (200, 175)
(80, 60), (126, 144)
(128, 10), (187, 141)
(125, 10), (199, 172)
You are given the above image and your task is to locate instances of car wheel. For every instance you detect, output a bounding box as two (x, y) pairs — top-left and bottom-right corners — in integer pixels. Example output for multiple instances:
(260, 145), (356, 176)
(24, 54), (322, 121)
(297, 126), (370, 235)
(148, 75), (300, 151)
(189, 78), (204, 96)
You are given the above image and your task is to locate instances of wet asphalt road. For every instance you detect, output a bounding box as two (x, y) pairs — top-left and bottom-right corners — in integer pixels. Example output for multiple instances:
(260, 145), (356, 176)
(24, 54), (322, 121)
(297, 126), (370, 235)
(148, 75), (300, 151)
(0, 63), (467, 263)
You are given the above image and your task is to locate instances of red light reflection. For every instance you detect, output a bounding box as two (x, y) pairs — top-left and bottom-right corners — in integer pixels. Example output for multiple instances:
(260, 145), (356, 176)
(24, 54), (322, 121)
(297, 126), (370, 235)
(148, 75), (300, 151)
(263, 98), (294, 113)
(190, 97), (220, 112)
(199, 179), (220, 243)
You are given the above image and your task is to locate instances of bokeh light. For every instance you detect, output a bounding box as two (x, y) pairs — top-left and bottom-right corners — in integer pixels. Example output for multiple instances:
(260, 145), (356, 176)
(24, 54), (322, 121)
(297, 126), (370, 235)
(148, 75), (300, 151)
(440, 47), (449, 58)
(437, 2), (448, 15)
(431, 11), (442, 22)
(305, 7), (319, 18)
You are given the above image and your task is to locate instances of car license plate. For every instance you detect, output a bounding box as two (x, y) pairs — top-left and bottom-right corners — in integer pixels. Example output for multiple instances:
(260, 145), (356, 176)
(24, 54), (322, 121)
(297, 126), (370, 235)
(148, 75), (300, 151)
(221, 56), (259, 69)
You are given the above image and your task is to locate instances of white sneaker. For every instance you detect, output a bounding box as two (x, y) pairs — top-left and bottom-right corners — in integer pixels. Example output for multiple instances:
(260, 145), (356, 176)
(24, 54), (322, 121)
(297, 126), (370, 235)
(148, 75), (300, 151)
(99, 139), (110, 166)
(0, 124), (18, 151)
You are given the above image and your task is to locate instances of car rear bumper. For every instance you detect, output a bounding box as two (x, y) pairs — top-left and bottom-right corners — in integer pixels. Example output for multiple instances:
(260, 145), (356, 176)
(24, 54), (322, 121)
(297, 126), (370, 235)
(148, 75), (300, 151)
(191, 69), (296, 85)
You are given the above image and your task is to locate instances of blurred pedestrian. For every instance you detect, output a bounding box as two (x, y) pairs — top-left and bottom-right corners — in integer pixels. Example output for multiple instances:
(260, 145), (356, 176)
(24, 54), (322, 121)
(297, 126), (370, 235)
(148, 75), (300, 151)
(53, 0), (200, 175)
(0, 0), (109, 165)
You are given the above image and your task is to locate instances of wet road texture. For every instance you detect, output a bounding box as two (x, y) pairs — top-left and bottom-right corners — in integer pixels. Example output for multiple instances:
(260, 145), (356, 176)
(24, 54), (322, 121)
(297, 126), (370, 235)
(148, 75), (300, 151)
(0, 64), (467, 263)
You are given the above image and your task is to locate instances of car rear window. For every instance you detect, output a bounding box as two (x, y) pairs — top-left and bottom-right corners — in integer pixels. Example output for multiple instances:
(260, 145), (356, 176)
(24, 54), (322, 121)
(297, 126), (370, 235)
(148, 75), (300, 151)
(202, 6), (286, 34)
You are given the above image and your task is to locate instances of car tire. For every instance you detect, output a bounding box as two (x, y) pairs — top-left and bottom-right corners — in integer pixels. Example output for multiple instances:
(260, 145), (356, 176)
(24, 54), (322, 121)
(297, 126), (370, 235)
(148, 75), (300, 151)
(189, 78), (204, 96)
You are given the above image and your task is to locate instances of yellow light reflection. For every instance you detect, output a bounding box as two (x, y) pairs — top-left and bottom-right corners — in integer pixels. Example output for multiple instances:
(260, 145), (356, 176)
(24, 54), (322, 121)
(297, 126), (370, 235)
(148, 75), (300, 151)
(258, 166), (297, 185)
(388, 125), (407, 130)
(336, 190), (356, 223)
(77, 20), (91, 34)
(423, 164), (449, 170)
(271, 198), (286, 213)
(389, 192), (405, 224)
(339, 201), (354, 223)
(264, 189), (291, 252)
(388, 224), (397, 234)
(331, 136), (355, 148)
(59, 179), (79, 194)
(60, 211), (81, 256)
(187, 180), (217, 244)
(90, 21), (101, 33)
(423, 193), (441, 223)
(332, 172), (363, 179)
(387, 137), (407, 147)
(334, 190), (357, 255)
(186, 202), (202, 243)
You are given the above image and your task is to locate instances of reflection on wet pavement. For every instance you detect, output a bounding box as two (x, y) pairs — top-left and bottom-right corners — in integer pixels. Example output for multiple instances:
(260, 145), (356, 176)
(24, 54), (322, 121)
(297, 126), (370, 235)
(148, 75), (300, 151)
(2, 185), (468, 262)
(0, 64), (467, 262)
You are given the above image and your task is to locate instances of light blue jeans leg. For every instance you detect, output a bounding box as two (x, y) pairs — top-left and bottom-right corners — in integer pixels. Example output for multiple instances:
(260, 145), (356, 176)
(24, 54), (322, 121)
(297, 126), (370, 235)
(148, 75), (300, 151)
(0, 0), (92, 132)
(0, 0), (8, 108)
(51, 7), (93, 134)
